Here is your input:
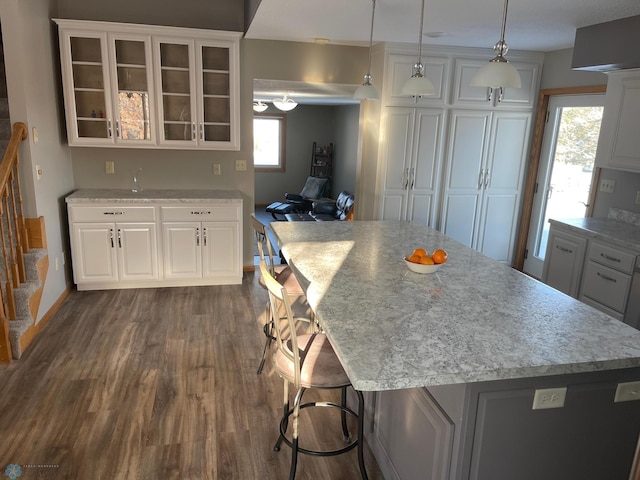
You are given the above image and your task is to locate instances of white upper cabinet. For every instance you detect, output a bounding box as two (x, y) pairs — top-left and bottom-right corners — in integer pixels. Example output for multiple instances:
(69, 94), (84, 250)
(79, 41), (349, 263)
(595, 69), (640, 173)
(384, 53), (450, 106)
(54, 19), (240, 150)
(452, 58), (540, 109)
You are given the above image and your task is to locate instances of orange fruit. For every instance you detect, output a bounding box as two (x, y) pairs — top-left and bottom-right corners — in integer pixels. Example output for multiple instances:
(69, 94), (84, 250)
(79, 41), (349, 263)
(407, 254), (422, 263)
(412, 248), (428, 258)
(419, 256), (435, 265)
(432, 249), (448, 264)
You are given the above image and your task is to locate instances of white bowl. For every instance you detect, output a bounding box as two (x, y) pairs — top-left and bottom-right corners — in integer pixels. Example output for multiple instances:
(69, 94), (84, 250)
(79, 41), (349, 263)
(404, 257), (442, 274)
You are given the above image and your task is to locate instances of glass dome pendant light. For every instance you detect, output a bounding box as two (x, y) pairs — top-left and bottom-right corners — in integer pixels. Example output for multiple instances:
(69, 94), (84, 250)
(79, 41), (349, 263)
(400, 0), (435, 97)
(354, 0), (380, 100)
(273, 95), (298, 112)
(470, 0), (521, 93)
(253, 101), (268, 113)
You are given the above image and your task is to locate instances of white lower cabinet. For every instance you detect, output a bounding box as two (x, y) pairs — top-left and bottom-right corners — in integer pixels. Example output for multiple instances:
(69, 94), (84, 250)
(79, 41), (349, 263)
(67, 197), (242, 290)
(541, 228), (587, 298)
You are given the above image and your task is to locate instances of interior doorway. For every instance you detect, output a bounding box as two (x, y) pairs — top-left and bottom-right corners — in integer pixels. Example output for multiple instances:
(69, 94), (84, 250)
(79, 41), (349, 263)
(521, 92), (605, 279)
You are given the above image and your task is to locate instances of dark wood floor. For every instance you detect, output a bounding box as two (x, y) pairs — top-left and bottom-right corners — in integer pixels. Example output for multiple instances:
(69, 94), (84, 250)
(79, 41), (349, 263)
(0, 272), (383, 479)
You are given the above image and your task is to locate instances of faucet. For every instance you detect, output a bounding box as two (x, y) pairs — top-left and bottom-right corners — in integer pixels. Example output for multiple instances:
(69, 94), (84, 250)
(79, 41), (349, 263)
(132, 168), (143, 193)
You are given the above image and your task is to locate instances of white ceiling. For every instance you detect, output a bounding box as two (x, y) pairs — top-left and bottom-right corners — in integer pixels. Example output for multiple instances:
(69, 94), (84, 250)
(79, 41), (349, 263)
(247, 0), (640, 104)
(247, 0), (640, 52)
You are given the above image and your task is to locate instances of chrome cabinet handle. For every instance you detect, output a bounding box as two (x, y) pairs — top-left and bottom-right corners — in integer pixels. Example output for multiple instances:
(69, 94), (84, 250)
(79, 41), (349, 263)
(403, 168), (409, 191)
(487, 88), (493, 102)
(109, 228), (114, 248)
(192, 122), (196, 141)
(191, 211), (211, 215)
(497, 87), (504, 103)
(203, 227), (207, 247)
(115, 120), (121, 138)
(107, 119), (113, 139)
(600, 253), (621, 263)
(409, 167), (415, 189)
(478, 169), (484, 190)
(597, 272), (617, 283)
(103, 211), (125, 215)
(117, 228), (122, 248)
(196, 227), (200, 247)
(556, 245), (573, 254)
(484, 168), (490, 187)
(200, 123), (205, 142)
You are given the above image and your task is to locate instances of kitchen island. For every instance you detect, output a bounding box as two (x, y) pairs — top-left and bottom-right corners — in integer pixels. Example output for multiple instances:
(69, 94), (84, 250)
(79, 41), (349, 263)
(271, 220), (640, 480)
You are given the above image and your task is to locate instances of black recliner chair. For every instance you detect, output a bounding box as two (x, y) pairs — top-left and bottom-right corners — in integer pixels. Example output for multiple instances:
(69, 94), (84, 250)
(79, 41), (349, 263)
(285, 191), (355, 222)
(265, 176), (331, 220)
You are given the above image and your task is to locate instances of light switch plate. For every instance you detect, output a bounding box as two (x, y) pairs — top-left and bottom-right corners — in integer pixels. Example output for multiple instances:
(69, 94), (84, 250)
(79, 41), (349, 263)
(105, 161), (115, 174)
(213, 164), (221, 175)
(599, 179), (615, 193)
(235, 159), (247, 171)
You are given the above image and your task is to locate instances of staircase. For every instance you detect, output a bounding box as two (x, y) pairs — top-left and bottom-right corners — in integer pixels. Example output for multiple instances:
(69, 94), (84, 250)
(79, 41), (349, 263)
(0, 35), (49, 362)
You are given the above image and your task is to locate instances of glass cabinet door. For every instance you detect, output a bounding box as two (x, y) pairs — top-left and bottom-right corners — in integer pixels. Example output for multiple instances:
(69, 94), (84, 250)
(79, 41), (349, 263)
(113, 37), (154, 143)
(199, 44), (231, 143)
(69, 34), (111, 140)
(157, 40), (195, 144)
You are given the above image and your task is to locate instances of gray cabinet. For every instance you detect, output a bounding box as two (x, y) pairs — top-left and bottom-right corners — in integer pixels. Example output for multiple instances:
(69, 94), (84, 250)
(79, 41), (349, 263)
(542, 226), (587, 297)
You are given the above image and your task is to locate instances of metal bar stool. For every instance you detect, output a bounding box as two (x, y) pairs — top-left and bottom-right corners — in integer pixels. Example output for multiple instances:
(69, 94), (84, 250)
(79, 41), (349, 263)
(259, 260), (368, 480)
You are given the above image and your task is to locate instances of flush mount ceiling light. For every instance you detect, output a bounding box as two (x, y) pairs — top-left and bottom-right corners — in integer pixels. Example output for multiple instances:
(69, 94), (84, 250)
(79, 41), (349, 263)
(470, 0), (521, 90)
(273, 95), (298, 112)
(253, 101), (268, 113)
(354, 0), (380, 100)
(400, 0), (435, 97)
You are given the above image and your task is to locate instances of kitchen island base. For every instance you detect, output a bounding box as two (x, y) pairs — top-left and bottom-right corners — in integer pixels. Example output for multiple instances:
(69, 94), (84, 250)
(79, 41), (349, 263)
(364, 367), (640, 480)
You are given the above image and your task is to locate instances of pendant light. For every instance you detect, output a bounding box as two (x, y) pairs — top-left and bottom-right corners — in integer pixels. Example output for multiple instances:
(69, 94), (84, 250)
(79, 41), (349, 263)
(470, 0), (521, 90)
(354, 0), (380, 100)
(400, 0), (435, 97)
(253, 101), (268, 113)
(273, 95), (298, 112)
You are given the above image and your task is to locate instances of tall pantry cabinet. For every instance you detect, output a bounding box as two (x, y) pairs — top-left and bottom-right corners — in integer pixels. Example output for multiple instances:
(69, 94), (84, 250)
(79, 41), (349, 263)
(371, 44), (542, 264)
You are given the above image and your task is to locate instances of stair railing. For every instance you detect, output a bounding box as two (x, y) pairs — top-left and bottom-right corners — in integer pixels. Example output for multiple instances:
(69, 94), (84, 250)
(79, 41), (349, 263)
(0, 122), (29, 362)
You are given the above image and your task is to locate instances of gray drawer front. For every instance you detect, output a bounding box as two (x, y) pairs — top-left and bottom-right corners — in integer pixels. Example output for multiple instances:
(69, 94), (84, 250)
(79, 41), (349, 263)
(588, 242), (636, 274)
(581, 261), (631, 313)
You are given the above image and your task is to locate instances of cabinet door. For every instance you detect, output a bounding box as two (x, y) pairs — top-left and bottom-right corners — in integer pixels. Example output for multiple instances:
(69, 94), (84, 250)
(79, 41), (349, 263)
(385, 53), (449, 106)
(440, 110), (491, 247)
(196, 40), (240, 150)
(109, 33), (156, 145)
(202, 222), (239, 278)
(155, 37), (198, 147)
(378, 108), (414, 220)
(542, 229), (587, 298)
(475, 112), (531, 264)
(162, 222), (202, 279)
(452, 58), (539, 109)
(406, 108), (445, 226)
(595, 71), (640, 172)
(116, 223), (159, 281)
(58, 30), (114, 145)
(71, 223), (118, 283)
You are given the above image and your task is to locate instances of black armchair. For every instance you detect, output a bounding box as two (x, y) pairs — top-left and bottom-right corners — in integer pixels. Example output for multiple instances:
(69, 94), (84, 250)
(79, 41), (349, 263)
(285, 191), (355, 222)
(265, 176), (331, 220)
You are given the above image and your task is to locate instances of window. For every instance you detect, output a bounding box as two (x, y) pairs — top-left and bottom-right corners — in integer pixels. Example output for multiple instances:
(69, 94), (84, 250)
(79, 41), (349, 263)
(254, 114), (286, 171)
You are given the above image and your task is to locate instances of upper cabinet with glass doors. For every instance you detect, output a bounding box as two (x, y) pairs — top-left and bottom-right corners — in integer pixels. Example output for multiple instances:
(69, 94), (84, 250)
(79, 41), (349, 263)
(54, 19), (240, 151)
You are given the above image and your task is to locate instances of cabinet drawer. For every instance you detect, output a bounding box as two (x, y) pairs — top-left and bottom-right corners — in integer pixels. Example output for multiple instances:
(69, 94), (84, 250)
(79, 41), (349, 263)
(160, 205), (239, 222)
(580, 261), (631, 313)
(69, 206), (156, 222)
(588, 242), (636, 274)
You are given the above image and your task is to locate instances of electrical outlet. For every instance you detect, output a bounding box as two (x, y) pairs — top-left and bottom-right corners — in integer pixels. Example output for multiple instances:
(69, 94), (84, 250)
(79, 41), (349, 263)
(532, 387), (567, 410)
(105, 161), (115, 174)
(235, 159), (247, 171)
(599, 179), (615, 193)
(213, 164), (221, 175)
(614, 381), (640, 403)
(636, 191), (640, 205)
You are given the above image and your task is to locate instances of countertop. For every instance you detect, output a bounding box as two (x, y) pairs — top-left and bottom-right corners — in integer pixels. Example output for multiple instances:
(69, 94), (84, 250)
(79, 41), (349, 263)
(271, 220), (640, 391)
(65, 189), (243, 204)
(548, 217), (640, 253)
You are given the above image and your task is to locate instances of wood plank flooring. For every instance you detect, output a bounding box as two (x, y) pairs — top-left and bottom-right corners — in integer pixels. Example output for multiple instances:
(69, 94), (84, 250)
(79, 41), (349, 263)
(0, 272), (383, 479)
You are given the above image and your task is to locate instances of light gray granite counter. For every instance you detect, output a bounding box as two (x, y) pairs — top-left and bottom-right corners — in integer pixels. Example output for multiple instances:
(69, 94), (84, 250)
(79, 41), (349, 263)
(271, 220), (640, 391)
(548, 217), (640, 253)
(65, 189), (243, 203)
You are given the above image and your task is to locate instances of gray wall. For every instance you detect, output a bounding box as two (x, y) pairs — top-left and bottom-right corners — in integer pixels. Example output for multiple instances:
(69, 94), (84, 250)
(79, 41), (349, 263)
(254, 103), (360, 205)
(541, 48), (640, 218)
(0, 0), (75, 322)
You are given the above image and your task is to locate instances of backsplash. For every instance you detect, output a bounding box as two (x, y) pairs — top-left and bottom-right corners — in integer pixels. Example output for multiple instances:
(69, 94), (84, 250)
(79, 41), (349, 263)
(608, 207), (640, 226)
(592, 168), (640, 218)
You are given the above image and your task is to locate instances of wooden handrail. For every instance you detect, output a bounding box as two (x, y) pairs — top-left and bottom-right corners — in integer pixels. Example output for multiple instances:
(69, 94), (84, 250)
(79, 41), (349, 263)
(0, 121), (29, 362)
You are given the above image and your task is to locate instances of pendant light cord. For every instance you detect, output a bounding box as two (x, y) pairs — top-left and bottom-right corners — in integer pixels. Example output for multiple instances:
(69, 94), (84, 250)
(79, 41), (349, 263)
(417, 0), (425, 66)
(499, 0), (508, 44)
(365, 0), (376, 78)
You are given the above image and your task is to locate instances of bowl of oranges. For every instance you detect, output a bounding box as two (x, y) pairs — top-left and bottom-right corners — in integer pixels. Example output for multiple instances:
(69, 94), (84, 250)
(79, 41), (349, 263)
(404, 247), (448, 274)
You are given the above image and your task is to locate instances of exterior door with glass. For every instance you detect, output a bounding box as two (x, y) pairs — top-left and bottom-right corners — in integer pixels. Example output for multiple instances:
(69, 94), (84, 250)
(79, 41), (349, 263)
(523, 94), (604, 279)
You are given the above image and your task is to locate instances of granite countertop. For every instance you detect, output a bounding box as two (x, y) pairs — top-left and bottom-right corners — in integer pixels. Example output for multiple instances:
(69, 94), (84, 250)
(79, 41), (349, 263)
(549, 217), (640, 253)
(65, 189), (243, 203)
(271, 220), (640, 391)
